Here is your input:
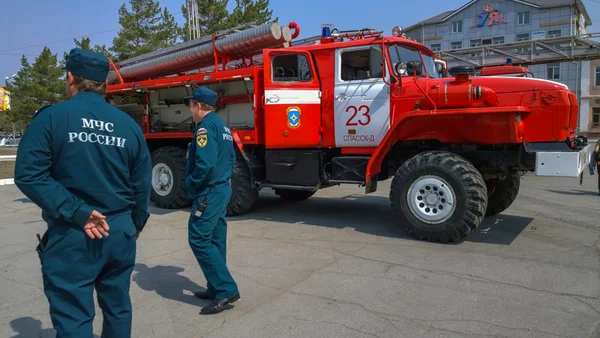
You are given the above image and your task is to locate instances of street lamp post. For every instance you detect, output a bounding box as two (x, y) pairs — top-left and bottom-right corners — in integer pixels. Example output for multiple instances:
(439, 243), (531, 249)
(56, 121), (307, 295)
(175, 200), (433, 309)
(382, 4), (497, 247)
(4, 74), (16, 87)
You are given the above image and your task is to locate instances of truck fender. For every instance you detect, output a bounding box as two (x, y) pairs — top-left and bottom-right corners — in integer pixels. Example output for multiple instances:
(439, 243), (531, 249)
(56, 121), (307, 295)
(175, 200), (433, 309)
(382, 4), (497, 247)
(364, 106), (531, 194)
(232, 131), (255, 182)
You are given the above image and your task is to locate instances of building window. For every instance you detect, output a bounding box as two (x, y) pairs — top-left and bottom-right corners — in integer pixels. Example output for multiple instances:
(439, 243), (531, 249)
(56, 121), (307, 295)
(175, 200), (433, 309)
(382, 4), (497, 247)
(430, 43), (441, 52)
(548, 30), (561, 38)
(547, 63), (560, 80)
(516, 33), (530, 53)
(470, 39), (482, 47)
(596, 66), (600, 87)
(593, 108), (600, 128)
(517, 11), (530, 25)
(492, 36), (505, 44)
(452, 21), (462, 33)
(451, 41), (462, 50)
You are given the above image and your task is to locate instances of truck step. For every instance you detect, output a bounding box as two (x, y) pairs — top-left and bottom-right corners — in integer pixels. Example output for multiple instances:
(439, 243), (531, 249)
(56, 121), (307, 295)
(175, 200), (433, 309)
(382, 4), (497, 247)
(255, 183), (319, 191)
(331, 156), (369, 183)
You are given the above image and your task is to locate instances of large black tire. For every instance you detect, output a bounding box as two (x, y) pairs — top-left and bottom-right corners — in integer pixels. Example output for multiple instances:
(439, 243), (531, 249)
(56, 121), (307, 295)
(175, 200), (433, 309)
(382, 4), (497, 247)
(485, 173), (520, 217)
(274, 189), (316, 201)
(150, 146), (191, 209)
(227, 154), (258, 216)
(390, 151), (488, 242)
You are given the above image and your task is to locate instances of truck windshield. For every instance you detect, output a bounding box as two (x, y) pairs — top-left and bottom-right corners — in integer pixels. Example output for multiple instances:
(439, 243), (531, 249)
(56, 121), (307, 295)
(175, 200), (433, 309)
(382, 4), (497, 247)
(421, 54), (440, 78)
(388, 44), (424, 77)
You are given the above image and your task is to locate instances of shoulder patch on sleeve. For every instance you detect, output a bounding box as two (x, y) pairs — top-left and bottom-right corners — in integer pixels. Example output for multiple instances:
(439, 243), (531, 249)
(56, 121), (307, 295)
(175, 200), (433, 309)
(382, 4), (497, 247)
(196, 127), (208, 147)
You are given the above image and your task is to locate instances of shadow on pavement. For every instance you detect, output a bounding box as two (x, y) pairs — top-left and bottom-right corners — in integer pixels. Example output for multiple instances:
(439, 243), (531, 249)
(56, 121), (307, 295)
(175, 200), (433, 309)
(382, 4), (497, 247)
(132, 263), (206, 307)
(9, 317), (99, 338)
(460, 214), (534, 245)
(546, 189), (599, 196)
(232, 192), (533, 245)
(149, 204), (192, 216)
(232, 193), (409, 240)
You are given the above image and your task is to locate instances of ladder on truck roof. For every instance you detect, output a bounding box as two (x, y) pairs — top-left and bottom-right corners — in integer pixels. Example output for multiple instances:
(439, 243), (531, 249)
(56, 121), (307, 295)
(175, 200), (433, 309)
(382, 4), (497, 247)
(194, 27), (384, 72)
(437, 32), (600, 68)
(106, 25), (384, 82)
(107, 21), (295, 84)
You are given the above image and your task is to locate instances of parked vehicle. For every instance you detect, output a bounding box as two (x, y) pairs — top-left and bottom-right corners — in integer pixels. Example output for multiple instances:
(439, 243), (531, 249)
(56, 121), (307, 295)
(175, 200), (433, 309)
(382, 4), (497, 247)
(105, 23), (591, 242)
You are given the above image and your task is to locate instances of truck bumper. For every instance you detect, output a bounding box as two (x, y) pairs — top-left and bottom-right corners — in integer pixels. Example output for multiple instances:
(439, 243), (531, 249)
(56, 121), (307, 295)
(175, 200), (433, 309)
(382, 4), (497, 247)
(533, 143), (593, 178)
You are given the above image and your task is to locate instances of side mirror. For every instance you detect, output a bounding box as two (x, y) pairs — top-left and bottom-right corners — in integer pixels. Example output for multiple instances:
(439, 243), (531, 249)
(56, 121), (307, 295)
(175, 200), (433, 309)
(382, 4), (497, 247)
(435, 62), (446, 77)
(406, 62), (423, 77)
(369, 44), (383, 78)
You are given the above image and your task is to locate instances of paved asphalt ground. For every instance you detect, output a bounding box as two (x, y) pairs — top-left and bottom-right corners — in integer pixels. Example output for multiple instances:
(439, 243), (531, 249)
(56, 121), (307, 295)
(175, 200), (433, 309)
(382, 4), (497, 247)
(1, 174), (599, 338)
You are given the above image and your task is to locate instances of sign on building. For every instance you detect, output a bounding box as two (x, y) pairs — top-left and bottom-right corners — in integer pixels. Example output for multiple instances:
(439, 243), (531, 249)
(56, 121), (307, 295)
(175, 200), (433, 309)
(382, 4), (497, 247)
(532, 30), (546, 40)
(472, 4), (508, 28)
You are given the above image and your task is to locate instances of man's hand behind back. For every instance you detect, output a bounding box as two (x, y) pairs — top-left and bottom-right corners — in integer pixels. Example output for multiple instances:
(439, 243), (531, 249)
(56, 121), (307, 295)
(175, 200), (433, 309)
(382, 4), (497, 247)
(83, 210), (110, 239)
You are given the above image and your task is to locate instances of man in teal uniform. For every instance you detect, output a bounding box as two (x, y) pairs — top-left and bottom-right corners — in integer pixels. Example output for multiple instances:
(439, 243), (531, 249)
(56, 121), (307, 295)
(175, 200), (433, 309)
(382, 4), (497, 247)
(14, 48), (152, 338)
(184, 87), (240, 314)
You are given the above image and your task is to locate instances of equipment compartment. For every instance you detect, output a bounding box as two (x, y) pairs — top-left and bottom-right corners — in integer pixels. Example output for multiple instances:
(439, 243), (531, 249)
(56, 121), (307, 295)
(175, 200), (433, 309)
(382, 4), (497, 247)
(265, 150), (322, 186)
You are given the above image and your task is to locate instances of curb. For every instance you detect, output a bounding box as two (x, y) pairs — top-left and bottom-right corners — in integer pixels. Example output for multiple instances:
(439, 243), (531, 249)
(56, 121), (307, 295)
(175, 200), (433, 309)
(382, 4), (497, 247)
(0, 155), (16, 162)
(0, 179), (14, 186)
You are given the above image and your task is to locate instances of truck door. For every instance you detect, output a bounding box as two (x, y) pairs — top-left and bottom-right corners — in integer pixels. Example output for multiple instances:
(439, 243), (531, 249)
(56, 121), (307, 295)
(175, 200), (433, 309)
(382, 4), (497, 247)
(333, 46), (391, 147)
(263, 50), (321, 148)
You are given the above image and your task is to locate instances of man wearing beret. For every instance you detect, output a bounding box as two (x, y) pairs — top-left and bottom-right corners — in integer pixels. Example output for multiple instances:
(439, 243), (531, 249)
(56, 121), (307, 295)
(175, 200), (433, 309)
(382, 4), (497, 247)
(184, 86), (240, 314)
(14, 48), (152, 337)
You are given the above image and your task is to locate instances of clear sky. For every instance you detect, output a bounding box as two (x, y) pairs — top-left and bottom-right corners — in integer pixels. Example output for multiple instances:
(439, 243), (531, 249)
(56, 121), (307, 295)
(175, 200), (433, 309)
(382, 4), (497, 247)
(1, 0), (599, 85)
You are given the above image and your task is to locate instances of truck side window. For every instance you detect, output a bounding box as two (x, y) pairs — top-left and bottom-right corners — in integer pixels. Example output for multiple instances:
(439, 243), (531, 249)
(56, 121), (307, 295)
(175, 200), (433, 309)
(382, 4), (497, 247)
(340, 49), (374, 81)
(272, 53), (313, 82)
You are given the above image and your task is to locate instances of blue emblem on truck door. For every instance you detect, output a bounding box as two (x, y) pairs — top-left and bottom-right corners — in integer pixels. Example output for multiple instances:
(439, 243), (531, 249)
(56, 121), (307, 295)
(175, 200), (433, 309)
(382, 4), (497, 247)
(286, 106), (301, 129)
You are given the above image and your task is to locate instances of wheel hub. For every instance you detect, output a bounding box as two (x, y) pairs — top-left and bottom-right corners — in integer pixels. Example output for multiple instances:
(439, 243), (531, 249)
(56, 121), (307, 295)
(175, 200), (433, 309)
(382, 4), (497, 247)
(407, 175), (456, 224)
(152, 163), (174, 197)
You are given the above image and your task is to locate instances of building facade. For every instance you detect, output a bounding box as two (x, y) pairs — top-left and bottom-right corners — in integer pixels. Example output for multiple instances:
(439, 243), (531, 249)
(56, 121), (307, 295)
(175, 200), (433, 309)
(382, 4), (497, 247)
(581, 60), (600, 135)
(403, 0), (595, 131)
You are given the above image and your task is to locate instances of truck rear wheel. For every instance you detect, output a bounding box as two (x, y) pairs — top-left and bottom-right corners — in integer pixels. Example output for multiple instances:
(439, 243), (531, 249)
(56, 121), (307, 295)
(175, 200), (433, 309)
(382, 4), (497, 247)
(485, 173), (520, 217)
(227, 154), (258, 216)
(274, 189), (315, 201)
(390, 151), (488, 242)
(151, 146), (191, 209)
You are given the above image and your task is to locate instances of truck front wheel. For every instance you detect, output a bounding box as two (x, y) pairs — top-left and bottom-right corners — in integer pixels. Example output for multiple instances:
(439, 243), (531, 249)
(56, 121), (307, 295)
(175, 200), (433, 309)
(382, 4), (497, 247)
(390, 151), (488, 242)
(151, 146), (191, 209)
(485, 173), (520, 217)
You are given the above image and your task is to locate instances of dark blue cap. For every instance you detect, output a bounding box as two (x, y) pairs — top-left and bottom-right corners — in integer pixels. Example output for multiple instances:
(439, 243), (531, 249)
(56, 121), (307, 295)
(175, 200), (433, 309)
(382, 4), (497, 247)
(65, 48), (110, 83)
(184, 87), (218, 106)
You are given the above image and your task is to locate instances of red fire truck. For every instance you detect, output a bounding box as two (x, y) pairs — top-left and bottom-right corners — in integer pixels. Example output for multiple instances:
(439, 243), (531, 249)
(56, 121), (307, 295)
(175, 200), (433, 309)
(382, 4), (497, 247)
(105, 22), (592, 242)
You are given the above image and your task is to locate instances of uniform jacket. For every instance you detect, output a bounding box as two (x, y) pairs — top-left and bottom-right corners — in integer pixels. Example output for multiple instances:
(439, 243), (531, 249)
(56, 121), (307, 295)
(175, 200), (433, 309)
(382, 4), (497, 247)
(185, 111), (235, 198)
(14, 91), (152, 232)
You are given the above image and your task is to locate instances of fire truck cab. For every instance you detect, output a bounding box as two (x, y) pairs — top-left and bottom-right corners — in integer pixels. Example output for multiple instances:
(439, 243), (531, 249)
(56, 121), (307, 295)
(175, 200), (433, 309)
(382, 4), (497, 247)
(105, 23), (592, 243)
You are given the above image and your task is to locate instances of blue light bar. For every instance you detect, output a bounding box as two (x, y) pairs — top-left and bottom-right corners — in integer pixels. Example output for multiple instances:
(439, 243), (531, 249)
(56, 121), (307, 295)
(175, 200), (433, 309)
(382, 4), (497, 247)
(322, 26), (331, 38)
(506, 58), (512, 65)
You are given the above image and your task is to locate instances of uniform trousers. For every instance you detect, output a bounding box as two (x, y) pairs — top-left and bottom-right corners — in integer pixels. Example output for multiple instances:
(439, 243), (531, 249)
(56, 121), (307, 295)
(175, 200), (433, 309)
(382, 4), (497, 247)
(188, 187), (238, 299)
(38, 213), (138, 338)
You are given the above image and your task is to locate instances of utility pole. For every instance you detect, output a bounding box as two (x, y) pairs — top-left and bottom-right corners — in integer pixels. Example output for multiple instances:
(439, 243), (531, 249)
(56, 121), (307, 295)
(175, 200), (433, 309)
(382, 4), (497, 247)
(186, 0), (201, 41)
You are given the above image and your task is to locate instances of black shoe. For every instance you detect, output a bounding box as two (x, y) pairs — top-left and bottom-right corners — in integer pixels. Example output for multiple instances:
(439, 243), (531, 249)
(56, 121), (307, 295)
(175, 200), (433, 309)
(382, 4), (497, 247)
(200, 294), (240, 315)
(194, 290), (215, 300)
